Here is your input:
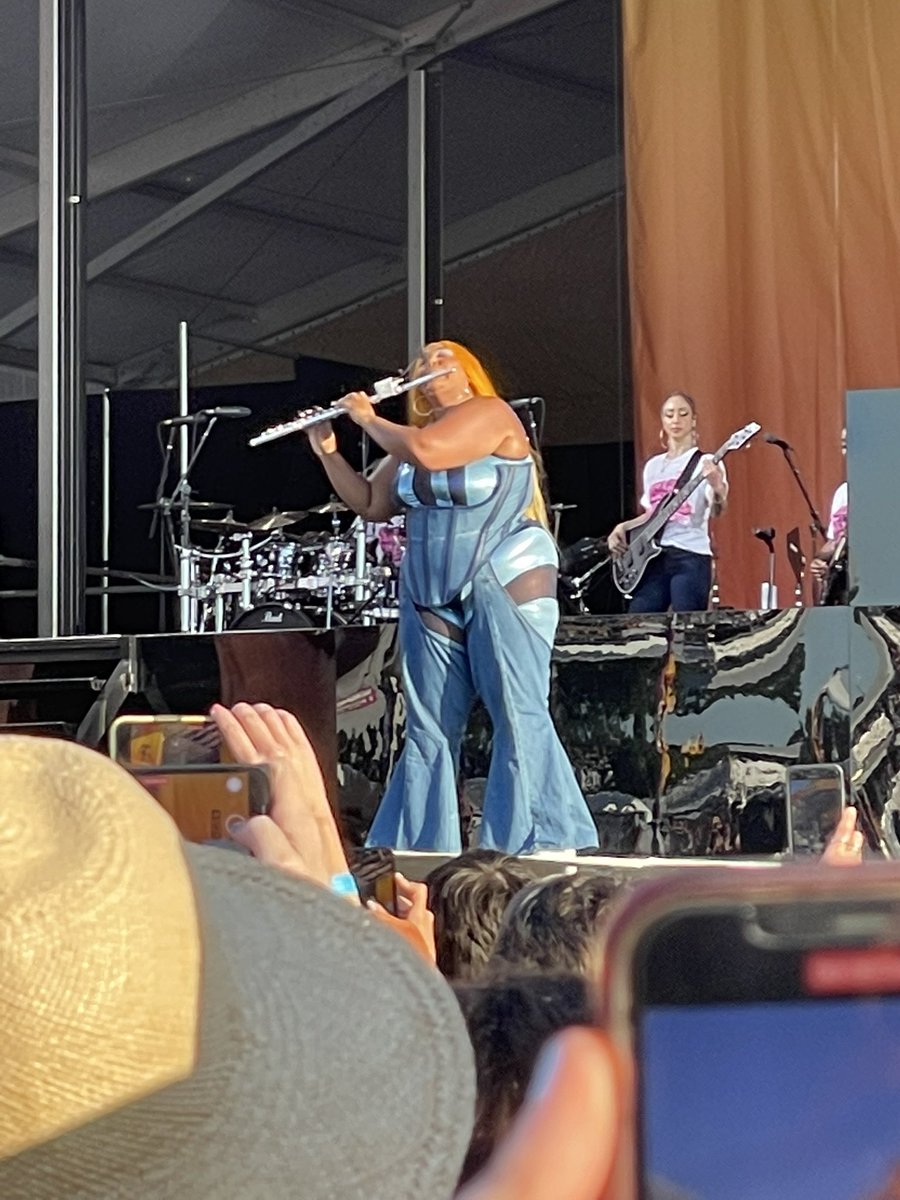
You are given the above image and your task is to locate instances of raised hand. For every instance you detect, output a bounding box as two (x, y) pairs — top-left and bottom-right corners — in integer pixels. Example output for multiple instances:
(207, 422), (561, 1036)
(210, 702), (353, 896)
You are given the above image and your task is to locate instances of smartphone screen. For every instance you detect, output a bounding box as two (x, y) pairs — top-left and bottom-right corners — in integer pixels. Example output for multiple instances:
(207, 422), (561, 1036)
(110, 716), (226, 767)
(128, 763), (269, 843)
(351, 846), (397, 914)
(635, 910), (900, 1200)
(787, 764), (845, 856)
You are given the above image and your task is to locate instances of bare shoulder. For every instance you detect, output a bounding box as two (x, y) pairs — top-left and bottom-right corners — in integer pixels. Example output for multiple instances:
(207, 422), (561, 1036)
(470, 393), (526, 432)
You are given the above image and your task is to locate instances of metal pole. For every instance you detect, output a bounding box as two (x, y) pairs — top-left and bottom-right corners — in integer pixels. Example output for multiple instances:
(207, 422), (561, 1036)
(406, 71), (426, 364)
(424, 63), (444, 343)
(176, 320), (192, 631)
(101, 386), (110, 632)
(37, 0), (87, 636)
(178, 320), (189, 475)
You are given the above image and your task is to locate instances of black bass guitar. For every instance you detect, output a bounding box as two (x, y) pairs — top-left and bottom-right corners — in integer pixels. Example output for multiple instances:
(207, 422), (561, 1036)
(816, 535), (848, 606)
(612, 421), (760, 596)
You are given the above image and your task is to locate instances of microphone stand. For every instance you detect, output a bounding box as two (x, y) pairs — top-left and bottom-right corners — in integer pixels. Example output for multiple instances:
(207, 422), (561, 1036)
(753, 528), (777, 609)
(774, 444), (828, 552)
(150, 426), (178, 630)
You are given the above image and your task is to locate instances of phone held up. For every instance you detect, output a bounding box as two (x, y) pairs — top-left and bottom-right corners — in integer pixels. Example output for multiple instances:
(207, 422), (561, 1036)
(351, 846), (398, 915)
(603, 864), (900, 1200)
(108, 715), (270, 844)
(786, 762), (845, 856)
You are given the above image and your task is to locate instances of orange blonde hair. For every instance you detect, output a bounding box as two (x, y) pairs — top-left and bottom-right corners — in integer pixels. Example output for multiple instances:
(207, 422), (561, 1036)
(406, 340), (549, 529)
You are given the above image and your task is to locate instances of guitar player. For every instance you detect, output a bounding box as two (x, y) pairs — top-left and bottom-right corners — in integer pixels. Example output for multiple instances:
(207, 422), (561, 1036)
(809, 428), (848, 604)
(607, 391), (728, 612)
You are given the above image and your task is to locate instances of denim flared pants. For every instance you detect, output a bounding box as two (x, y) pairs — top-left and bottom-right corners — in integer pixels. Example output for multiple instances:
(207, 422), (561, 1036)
(366, 563), (598, 854)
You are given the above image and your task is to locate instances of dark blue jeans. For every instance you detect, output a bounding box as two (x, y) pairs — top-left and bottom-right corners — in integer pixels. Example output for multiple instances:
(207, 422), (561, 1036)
(628, 547), (712, 613)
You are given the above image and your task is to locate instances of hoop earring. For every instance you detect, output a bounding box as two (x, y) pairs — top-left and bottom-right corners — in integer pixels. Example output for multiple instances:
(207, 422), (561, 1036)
(412, 395), (432, 419)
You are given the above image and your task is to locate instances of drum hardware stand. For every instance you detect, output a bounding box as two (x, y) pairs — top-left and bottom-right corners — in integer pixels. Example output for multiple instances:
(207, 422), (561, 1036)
(154, 414), (221, 633)
(562, 549), (610, 614)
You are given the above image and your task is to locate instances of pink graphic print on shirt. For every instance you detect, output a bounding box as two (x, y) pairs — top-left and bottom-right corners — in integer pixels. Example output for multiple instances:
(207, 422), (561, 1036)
(831, 503), (847, 540)
(649, 478), (693, 524)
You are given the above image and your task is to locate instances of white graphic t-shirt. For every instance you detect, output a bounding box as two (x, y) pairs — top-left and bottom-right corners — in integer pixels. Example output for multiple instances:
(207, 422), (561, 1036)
(640, 449), (725, 557)
(826, 482), (848, 541)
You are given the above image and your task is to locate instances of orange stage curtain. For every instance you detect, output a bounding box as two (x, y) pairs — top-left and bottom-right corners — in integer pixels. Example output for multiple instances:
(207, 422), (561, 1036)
(623, 0), (900, 608)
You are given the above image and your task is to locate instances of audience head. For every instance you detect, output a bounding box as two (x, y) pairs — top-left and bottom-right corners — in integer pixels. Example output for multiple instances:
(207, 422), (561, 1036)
(489, 870), (621, 977)
(0, 736), (475, 1199)
(426, 849), (535, 980)
(453, 972), (590, 1184)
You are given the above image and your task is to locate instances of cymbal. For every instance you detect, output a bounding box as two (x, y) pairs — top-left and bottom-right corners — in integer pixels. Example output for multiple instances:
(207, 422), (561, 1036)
(139, 499), (233, 512)
(549, 502), (578, 512)
(308, 499), (349, 515)
(190, 516), (252, 534)
(248, 510), (309, 532)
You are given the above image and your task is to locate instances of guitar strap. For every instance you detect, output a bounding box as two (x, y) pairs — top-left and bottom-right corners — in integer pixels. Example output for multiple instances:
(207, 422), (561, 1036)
(654, 449), (703, 517)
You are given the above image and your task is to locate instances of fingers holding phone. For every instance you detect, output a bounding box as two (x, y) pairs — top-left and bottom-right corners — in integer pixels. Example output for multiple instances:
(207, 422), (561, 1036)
(210, 702), (349, 882)
(391, 873), (436, 963)
(820, 805), (865, 866)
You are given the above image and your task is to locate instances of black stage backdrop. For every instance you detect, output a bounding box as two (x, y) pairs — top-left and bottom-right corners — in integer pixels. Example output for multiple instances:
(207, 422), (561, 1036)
(0, 357), (632, 636)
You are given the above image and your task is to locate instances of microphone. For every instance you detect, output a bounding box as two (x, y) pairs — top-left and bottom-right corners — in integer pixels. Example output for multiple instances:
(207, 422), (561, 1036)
(159, 406), (251, 427)
(764, 433), (793, 451)
(159, 413), (206, 427)
(205, 405), (252, 419)
(508, 397), (543, 410)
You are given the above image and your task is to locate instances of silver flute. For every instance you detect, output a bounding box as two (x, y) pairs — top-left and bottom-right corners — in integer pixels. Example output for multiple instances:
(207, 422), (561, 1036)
(248, 367), (454, 447)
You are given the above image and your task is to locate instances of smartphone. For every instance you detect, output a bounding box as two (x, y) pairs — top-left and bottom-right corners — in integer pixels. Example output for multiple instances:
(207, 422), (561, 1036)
(603, 865), (900, 1200)
(128, 763), (270, 844)
(0, 721), (77, 739)
(351, 846), (398, 914)
(109, 715), (226, 767)
(786, 763), (846, 856)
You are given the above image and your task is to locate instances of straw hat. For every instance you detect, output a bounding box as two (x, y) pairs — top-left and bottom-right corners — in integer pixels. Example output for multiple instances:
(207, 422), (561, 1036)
(0, 736), (475, 1198)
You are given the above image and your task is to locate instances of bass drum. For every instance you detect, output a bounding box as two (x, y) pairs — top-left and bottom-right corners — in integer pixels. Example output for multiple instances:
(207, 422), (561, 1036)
(229, 603), (345, 631)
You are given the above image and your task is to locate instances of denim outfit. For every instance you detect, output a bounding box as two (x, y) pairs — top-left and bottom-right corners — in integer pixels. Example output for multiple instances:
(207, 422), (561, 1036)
(366, 454), (597, 854)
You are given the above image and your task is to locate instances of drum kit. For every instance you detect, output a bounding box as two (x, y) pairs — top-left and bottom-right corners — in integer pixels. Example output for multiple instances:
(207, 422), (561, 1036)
(142, 367), (607, 633)
(144, 495), (403, 633)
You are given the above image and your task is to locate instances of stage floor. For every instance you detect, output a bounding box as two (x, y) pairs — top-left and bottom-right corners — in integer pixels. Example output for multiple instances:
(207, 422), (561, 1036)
(0, 604), (893, 859)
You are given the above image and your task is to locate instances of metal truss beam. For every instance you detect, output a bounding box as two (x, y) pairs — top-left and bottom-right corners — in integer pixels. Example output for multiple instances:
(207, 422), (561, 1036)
(0, 0), (569, 343)
(132, 181), (403, 252)
(0, 243), (258, 317)
(0, 145), (39, 177)
(117, 153), (620, 387)
(0, 0), (567, 243)
(0, 65), (405, 341)
(259, 0), (406, 43)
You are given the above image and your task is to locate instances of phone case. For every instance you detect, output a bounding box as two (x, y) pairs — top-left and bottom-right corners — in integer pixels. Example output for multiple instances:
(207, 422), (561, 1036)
(600, 862), (900, 1199)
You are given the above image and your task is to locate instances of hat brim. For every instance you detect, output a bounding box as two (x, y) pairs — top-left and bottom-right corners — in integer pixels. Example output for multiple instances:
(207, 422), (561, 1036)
(0, 844), (475, 1200)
